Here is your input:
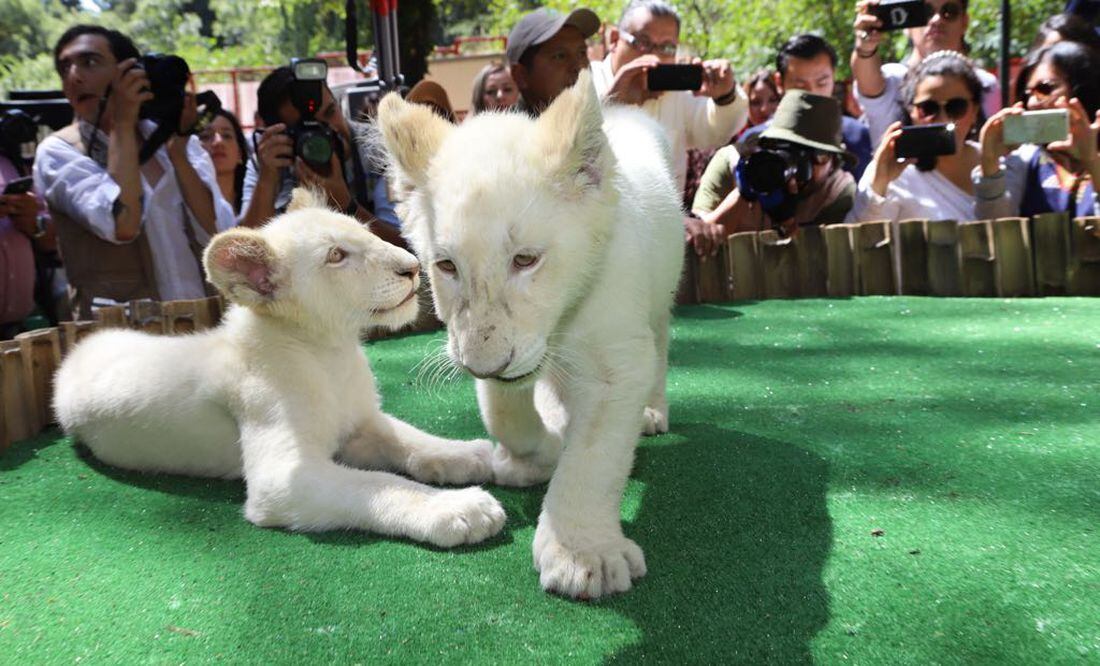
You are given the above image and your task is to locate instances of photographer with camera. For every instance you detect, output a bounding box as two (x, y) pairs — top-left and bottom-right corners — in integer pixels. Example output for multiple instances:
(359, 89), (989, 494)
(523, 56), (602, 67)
(975, 41), (1100, 220)
(591, 0), (747, 192)
(239, 62), (404, 248)
(691, 91), (856, 238)
(852, 0), (1000, 150)
(33, 25), (235, 318)
(739, 35), (873, 181)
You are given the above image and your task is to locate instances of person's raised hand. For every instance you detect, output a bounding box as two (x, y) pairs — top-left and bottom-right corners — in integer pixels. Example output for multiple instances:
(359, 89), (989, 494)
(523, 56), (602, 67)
(604, 54), (661, 106)
(108, 58), (153, 129)
(255, 124), (294, 182)
(869, 121), (912, 196)
(979, 103), (1025, 176)
(698, 58), (735, 100)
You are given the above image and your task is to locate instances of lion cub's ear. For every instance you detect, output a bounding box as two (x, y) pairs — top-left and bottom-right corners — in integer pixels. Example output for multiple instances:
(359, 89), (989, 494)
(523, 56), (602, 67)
(287, 186), (330, 213)
(535, 69), (609, 197)
(203, 229), (280, 307)
(376, 92), (454, 189)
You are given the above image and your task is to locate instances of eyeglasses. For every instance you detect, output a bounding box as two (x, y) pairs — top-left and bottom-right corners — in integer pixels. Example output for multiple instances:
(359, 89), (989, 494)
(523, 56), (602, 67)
(1024, 80), (1065, 103)
(925, 1), (964, 22)
(619, 31), (678, 57)
(912, 97), (971, 120)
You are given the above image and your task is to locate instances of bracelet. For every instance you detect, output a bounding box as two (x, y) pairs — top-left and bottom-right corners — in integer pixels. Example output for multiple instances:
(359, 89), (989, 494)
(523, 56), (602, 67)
(856, 46), (879, 59)
(713, 88), (740, 107)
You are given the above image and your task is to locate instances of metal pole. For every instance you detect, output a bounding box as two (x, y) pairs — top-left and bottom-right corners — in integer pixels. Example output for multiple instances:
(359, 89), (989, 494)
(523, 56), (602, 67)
(1000, 0), (1011, 107)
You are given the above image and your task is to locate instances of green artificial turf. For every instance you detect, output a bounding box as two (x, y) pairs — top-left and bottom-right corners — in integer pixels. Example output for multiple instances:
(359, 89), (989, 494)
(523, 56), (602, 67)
(1, 297), (1098, 664)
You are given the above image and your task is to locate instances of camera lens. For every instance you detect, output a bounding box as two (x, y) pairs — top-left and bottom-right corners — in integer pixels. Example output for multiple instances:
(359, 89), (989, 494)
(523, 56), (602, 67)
(298, 130), (333, 167)
(744, 150), (791, 193)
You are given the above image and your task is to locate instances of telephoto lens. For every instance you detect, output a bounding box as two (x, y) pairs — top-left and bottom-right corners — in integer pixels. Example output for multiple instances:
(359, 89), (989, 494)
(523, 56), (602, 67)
(742, 143), (814, 195)
(295, 124), (335, 168)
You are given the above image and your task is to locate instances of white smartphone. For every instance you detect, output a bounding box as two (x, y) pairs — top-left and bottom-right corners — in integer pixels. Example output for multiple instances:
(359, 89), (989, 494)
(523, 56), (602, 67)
(1002, 109), (1070, 146)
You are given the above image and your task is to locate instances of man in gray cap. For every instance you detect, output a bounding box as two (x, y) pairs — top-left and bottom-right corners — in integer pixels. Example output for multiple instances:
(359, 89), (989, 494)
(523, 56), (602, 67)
(507, 7), (601, 116)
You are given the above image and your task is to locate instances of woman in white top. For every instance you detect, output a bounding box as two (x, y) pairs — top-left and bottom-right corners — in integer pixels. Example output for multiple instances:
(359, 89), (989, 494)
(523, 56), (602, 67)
(849, 51), (983, 225)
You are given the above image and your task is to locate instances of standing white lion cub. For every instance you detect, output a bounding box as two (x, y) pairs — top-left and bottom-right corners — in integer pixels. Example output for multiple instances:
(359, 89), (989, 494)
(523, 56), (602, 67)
(378, 71), (684, 598)
(53, 190), (505, 547)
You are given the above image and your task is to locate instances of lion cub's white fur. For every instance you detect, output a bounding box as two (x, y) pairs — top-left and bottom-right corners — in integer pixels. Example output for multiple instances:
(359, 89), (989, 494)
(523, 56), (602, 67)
(378, 72), (684, 597)
(53, 191), (505, 547)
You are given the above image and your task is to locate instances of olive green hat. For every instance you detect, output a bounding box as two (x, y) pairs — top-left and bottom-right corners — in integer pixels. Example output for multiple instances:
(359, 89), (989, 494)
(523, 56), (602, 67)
(760, 90), (857, 168)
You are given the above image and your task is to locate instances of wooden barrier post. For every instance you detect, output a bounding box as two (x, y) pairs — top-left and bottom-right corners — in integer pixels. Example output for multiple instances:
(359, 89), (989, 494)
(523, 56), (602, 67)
(163, 300), (202, 334)
(991, 217), (1034, 297)
(60, 321), (99, 356)
(1, 340), (36, 449)
(676, 243), (699, 305)
(93, 305), (127, 328)
(728, 232), (763, 300)
(759, 230), (800, 299)
(1067, 217), (1100, 295)
(1031, 212), (1070, 296)
(958, 220), (996, 297)
(926, 220), (961, 296)
(823, 223), (859, 297)
(129, 299), (165, 334)
(857, 221), (894, 295)
(15, 329), (62, 429)
(695, 240), (731, 303)
(201, 295), (224, 327)
(898, 219), (929, 295)
(796, 225), (828, 298)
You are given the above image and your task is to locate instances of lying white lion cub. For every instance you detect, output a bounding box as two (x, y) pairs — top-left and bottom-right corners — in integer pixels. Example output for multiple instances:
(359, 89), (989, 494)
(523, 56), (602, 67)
(378, 71), (684, 597)
(53, 190), (505, 547)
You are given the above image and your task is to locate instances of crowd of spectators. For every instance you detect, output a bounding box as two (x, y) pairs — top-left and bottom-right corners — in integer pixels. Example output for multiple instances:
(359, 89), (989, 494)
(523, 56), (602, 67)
(1, 0), (1098, 336)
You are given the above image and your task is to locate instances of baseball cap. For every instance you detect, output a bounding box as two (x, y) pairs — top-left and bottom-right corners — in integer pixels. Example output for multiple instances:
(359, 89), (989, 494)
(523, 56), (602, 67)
(506, 8), (600, 66)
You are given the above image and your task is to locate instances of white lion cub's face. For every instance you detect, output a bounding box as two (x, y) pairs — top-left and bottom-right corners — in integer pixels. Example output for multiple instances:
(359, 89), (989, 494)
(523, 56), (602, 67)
(204, 190), (422, 333)
(379, 72), (615, 384)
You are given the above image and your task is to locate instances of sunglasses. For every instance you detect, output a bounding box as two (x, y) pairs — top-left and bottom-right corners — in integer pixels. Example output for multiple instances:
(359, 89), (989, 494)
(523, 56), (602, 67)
(924, 1), (964, 22)
(619, 31), (678, 57)
(1024, 80), (1064, 102)
(912, 97), (971, 120)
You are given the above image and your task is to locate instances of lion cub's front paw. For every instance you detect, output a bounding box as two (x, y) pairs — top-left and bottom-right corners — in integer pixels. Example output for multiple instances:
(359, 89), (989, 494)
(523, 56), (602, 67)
(418, 487), (505, 548)
(406, 438), (493, 486)
(491, 444), (556, 487)
(532, 521), (647, 600)
(641, 405), (669, 436)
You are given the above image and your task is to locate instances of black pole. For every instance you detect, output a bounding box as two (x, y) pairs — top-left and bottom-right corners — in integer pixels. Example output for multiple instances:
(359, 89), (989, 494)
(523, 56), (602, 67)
(1000, 0), (1011, 107)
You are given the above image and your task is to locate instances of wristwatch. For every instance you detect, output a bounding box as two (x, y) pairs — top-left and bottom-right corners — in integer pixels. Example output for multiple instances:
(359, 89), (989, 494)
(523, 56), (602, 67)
(31, 214), (49, 240)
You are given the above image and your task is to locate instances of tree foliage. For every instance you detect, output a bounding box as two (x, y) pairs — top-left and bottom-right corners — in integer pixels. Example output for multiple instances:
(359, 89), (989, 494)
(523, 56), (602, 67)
(0, 0), (1076, 96)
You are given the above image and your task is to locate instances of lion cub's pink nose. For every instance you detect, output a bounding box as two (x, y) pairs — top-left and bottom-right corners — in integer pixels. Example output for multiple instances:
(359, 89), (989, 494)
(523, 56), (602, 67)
(396, 258), (420, 280)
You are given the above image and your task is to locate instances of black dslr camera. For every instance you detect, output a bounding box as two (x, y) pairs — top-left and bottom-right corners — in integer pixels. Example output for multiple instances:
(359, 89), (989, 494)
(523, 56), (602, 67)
(128, 54), (220, 162)
(286, 58), (339, 171)
(740, 140), (815, 196)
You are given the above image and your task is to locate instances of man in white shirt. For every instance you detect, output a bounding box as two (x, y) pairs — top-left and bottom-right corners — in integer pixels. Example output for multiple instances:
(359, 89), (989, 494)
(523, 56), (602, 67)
(34, 25), (235, 317)
(589, 0), (748, 193)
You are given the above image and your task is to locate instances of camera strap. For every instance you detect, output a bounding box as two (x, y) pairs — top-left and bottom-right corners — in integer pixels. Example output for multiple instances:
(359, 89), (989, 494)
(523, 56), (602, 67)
(347, 133), (370, 210)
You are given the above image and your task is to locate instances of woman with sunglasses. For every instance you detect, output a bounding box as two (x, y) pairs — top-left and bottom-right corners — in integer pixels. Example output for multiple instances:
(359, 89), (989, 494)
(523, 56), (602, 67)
(852, 0), (1001, 150)
(975, 41), (1100, 220)
(849, 52), (983, 230)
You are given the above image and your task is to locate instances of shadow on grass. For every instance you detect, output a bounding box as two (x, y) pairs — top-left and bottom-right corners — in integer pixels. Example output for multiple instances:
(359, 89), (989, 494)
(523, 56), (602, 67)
(72, 441), (245, 505)
(674, 304), (746, 320)
(604, 423), (832, 663)
(0, 430), (59, 471)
